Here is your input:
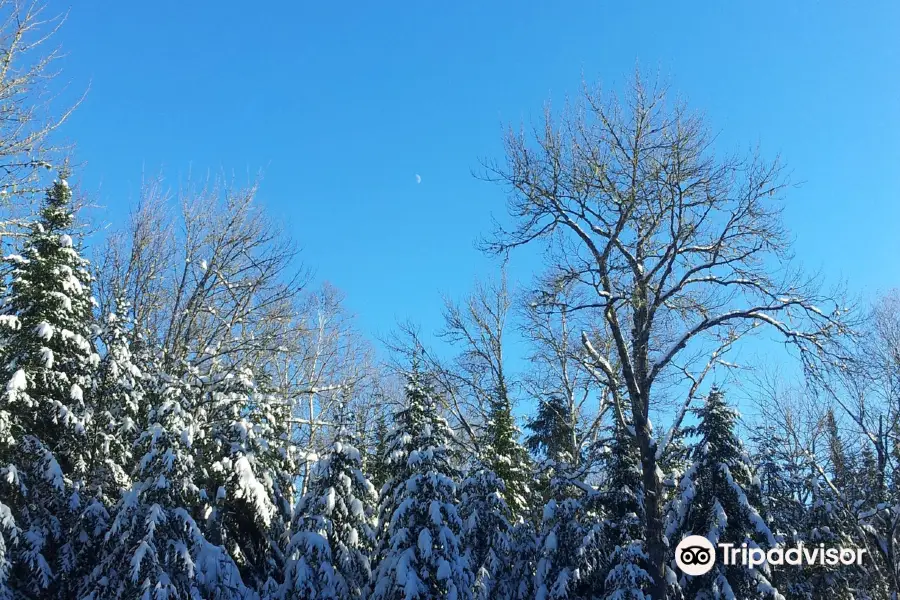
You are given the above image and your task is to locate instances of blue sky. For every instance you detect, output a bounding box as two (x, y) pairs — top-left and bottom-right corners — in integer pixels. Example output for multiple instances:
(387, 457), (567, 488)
(50, 1), (899, 369)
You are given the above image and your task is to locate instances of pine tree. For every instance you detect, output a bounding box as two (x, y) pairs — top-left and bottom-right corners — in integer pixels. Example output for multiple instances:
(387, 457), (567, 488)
(525, 392), (604, 600)
(197, 361), (295, 592)
(70, 294), (146, 596)
(370, 369), (472, 600)
(0, 175), (99, 595)
(526, 394), (581, 527)
(483, 388), (533, 522)
(599, 424), (651, 600)
(457, 381), (535, 600)
(83, 368), (250, 599)
(533, 489), (603, 600)
(90, 295), (143, 496)
(459, 466), (514, 600)
(666, 388), (781, 599)
(785, 477), (857, 600)
(283, 429), (377, 599)
(369, 409), (392, 494)
(525, 394), (578, 468)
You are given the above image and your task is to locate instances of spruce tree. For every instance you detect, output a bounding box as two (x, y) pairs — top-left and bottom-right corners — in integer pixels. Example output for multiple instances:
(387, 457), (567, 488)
(90, 295), (143, 497)
(0, 175), (99, 595)
(459, 466), (514, 600)
(458, 383), (535, 600)
(369, 409), (392, 494)
(533, 490), (603, 600)
(666, 388), (781, 599)
(785, 478), (857, 600)
(599, 424), (651, 599)
(83, 368), (249, 599)
(525, 394), (578, 468)
(70, 294), (146, 596)
(283, 429), (377, 600)
(370, 369), (472, 600)
(483, 388), (533, 522)
(197, 361), (295, 592)
(526, 392), (604, 600)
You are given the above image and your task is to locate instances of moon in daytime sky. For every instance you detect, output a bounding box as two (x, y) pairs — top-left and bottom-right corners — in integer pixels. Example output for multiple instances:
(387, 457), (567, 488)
(415, 174), (421, 184)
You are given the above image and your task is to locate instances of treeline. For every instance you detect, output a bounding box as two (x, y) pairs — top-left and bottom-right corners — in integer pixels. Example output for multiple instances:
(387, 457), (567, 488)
(0, 182), (896, 600)
(1, 2), (900, 599)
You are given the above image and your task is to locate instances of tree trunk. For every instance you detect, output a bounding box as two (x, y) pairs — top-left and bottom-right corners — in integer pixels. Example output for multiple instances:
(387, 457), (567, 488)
(639, 422), (668, 600)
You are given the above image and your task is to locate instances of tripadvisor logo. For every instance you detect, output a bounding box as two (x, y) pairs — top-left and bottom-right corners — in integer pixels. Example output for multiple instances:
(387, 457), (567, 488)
(675, 536), (716, 576)
(675, 535), (867, 576)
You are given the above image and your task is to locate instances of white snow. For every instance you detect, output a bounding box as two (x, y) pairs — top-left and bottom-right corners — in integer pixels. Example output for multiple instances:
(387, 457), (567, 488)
(0, 315), (20, 330)
(7, 369), (26, 392)
(35, 322), (54, 341)
(417, 528), (433, 559)
(39, 347), (54, 368)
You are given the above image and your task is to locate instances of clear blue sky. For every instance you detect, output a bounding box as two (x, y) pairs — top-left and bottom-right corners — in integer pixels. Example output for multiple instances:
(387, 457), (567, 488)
(50, 1), (899, 354)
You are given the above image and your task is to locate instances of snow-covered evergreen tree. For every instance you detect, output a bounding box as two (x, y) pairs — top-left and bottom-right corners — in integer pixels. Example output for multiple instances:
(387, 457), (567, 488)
(68, 294), (146, 596)
(0, 175), (100, 595)
(283, 429), (377, 599)
(368, 409), (392, 494)
(458, 381), (535, 600)
(598, 424), (651, 600)
(370, 368), (472, 600)
(532, 489), (603, 600)
(83, 368), (251, 600)
(483, 389), (533, 523)
(91, 294), (143, 491)
(196, 361), (296, 592)
(525, 391), (604, 600)
(666, 388), (782, 599)
(458, 466), (514, 600)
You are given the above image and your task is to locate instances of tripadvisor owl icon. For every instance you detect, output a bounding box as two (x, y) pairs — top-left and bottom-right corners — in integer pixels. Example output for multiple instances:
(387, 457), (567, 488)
(675, 535), (716, 576)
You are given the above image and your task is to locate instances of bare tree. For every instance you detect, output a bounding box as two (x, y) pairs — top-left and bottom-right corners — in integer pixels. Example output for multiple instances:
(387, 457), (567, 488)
(0, 1), (80, 195)
(98, 177), (380, 495)
(0, 0), (83, 251)
(97, 175), (309, 373)
(520, 281), (609, 476)
(481, 72), (851, 598)
(819, 291), (900, 488)
(276, 283), (372, 494)
(437, 274), (516, 449)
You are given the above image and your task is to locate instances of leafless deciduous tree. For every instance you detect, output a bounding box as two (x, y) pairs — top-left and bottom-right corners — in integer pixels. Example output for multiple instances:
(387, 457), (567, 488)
(277, 283), (373, 494)
(481, 73), (852, 599)
(97, 176), (308, 372)
(520, 281), (609, 476)
(0, 0), (82, 249)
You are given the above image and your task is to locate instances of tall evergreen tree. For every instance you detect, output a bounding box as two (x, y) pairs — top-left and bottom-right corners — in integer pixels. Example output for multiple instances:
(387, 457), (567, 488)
(370, 369), (472, 600)
(83, 368), (250, 599)
(70, 294), (146, 596)
(369, 409), (393, 494)
(283, 429), (377, 600)
(666, 388), (781, 599)
(90, 296), (143, 497)
(532, 488), (604, 600)
(197, 361), (296, 592)
(0, 175), (99, 595)
(483, 389), (532, 522)
(599, 424), (651, 600)
(525, 394), (578, 468)
(458, 382), (535, 600)
(459, 466), (514, 600)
